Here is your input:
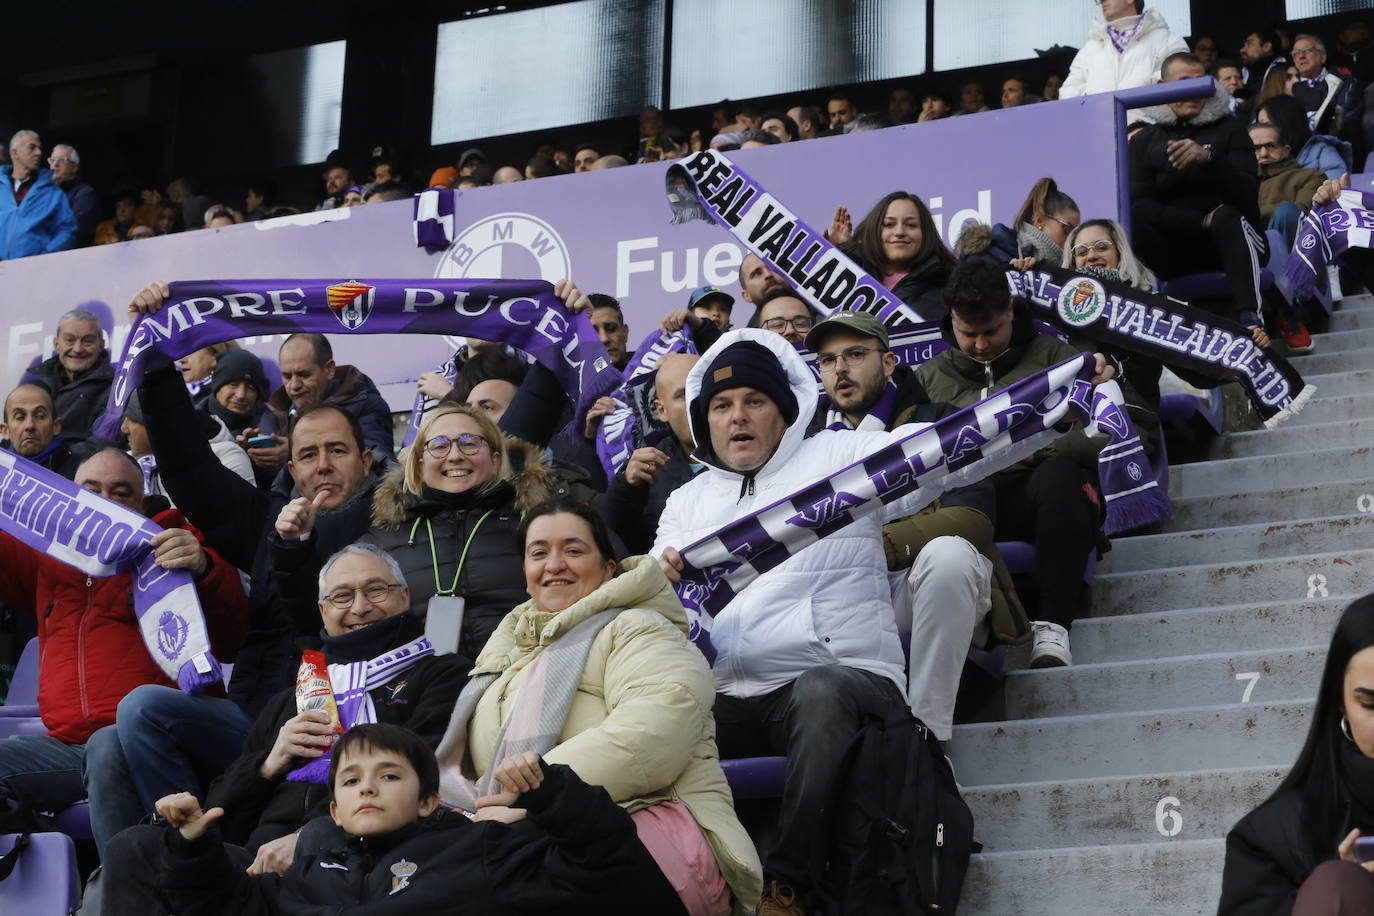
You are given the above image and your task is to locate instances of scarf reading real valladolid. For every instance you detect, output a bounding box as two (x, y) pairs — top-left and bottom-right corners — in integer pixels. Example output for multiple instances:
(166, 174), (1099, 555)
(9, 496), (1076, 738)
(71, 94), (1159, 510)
(0, 449), (222, 693)
(666, 149), (1311, 427)
(92, 279), (621, 441)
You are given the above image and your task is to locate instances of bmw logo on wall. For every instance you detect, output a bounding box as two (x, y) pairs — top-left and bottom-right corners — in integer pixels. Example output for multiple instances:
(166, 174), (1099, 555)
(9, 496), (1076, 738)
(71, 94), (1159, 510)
(434, 212), (572, 350)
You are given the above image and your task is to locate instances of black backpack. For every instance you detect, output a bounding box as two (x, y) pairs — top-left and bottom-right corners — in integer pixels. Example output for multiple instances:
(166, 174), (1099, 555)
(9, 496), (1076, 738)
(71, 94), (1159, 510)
(823, 709), (977, 913)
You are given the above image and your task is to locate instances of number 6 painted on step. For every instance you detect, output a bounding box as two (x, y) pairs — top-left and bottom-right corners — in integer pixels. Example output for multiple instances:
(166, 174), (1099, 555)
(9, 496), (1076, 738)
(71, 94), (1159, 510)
(1155, 796), (1182, 837)
(1236, 672), (1260, 703)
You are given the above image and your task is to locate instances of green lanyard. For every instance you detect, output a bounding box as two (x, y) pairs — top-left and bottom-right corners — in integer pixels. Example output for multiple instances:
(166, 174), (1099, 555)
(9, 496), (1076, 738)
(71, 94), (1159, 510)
(417, 509), (493, 597)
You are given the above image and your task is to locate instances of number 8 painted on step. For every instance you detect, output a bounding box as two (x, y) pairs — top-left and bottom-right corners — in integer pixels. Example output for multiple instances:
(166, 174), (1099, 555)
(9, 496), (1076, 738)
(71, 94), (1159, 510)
(1308, 574), (1329, 598)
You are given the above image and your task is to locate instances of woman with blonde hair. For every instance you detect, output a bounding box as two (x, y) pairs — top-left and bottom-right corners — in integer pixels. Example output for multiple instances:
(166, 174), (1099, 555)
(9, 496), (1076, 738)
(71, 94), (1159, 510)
(362, 403), (571, 659)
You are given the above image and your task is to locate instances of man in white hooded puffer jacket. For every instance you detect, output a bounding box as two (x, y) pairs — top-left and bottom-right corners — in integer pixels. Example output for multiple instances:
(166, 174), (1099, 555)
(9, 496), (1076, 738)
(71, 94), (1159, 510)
(1060, 0), (1189, 100)
(652, 328), (984, 915)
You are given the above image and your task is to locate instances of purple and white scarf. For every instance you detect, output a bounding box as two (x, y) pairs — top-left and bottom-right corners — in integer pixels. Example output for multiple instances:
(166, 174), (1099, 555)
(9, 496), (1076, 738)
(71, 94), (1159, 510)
(1105, 14), (1148, 53)
(594, 328), (698, 479)
(414, 188), (458, 250)
(1010, 266), (1313, 427)
(1288, 188), (1374, 300)
(94, 279), (621, 441)
(401, 355), (458, 449)
(286, 636), (434, 783)
(0, 450), (221, 693)
(665, 150), (925, 326)
(673, 354), (1167, 660)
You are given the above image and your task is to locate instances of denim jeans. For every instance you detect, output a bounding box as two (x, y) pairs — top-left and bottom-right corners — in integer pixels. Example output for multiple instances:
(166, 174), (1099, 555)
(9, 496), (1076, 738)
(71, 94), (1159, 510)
(84, 685), (253, 856)
(0, 733), (86, 813)
(713, 665), (907, 894)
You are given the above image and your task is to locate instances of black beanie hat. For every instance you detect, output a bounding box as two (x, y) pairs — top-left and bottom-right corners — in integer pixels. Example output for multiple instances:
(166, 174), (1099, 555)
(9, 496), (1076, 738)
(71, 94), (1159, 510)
(691, 340), (798, 438)
(210, 349), (268, 400)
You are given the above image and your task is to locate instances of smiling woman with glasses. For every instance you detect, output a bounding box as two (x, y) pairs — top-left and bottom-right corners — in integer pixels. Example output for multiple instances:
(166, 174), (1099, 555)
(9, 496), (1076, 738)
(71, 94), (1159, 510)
(349, 404), (568, 661)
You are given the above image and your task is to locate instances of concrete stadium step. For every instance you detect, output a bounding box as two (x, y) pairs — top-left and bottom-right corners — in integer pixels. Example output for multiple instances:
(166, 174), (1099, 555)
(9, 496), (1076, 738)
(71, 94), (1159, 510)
(1325, 306), (1374, 332)
(1003, 646), (1323, 719)
(964, 765), (1286, 854)
(1285, 350), (1372, 375)
(1282, 393), (1374, 427)
(962, 839), (1225, 916)
(1072, 597), (1347, 665)
(1210, 418), (1374, 458)
(948, 701), (1310, 785)
(1167, 445), (1373, 499)
(1104, 514), (1374, 573)
(1298, 367), (1374, 397)
(1094, 549), (1374, 615)
(1300, 326), (1374, 354)
(1164, 477), (1374, 531)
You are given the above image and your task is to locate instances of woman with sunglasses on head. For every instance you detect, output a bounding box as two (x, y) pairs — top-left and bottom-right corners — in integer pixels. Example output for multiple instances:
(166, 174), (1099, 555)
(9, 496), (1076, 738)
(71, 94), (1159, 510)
(360, 404), (571, 660)
(955, 177), (1081, 269)
(825, 190), (958, 321)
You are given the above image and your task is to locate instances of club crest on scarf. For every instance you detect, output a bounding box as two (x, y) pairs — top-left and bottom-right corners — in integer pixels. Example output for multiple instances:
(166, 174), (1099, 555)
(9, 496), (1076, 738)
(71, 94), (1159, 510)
(326, 281), (375, 330)
(157, 610), (190, 661)
(1057, 276), (1107, 328)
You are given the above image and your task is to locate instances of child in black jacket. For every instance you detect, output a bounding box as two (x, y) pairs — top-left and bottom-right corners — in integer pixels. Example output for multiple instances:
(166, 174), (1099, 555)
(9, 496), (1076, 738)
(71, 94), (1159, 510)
(150, 723), (687, 915)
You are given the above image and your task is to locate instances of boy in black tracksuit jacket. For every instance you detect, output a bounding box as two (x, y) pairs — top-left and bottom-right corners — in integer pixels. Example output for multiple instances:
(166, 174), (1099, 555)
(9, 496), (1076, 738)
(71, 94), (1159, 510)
(152, 724), (686, 915)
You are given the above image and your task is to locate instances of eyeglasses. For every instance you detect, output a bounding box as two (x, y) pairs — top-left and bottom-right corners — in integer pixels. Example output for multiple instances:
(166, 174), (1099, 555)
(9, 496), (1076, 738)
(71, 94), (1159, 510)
(761, 315), (814, 333)
(322, 583), (404, 609)
(1071, 239), (1115, 257)
(1052, 216), (1078, 233)
(817, 345), (885, 372)
(1292, 45), (1320, 56)
(47, 157), (71, 166)
(424, 433), (489, 458)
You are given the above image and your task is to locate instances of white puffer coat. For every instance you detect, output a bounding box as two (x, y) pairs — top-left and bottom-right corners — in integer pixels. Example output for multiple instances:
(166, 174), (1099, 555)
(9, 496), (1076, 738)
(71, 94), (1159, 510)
(651, 330), (922, 699)
(1060, 9), (1189, 99)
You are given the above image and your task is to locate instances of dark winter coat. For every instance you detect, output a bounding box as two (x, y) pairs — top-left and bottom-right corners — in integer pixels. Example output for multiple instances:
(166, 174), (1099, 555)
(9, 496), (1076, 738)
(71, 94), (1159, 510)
(1129, 88), (1262, 236)
(598, 434), (702, 556)
(166, 763), (666, 915)
(23, 350), (116, 446)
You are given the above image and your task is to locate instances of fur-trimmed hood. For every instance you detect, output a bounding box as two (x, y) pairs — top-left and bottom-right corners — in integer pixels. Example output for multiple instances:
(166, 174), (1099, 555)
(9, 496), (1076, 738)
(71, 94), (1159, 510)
(1139, 79), (1236, 128)
(369, 435), (558, 528)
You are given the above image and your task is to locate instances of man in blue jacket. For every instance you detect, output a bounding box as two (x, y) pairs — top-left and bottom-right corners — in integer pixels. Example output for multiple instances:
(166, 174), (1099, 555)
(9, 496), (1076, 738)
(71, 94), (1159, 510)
(0, 130), (77, 260)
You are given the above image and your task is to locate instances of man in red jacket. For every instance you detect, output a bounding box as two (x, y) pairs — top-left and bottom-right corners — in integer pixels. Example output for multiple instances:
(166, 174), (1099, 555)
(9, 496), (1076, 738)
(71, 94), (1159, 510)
(0, 448), (249, 831)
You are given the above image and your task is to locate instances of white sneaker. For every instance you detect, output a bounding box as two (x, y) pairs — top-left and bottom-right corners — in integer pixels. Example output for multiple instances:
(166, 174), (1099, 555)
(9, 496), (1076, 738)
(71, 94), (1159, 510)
(1029, 621), (1072, 668)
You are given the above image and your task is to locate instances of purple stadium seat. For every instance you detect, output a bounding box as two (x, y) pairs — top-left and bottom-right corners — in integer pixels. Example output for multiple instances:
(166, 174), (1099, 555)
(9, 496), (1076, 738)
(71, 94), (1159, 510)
(1162, 268), (1274, 302)
(0, 717), (46, 740)
(0, 832), (80, 916)
(1160, 391), (1223, 435)
(52, 802), (92, 843)
(0, 638), (39, 718)
(720, 756), (788, 800)
(997, 541), (1097, 584)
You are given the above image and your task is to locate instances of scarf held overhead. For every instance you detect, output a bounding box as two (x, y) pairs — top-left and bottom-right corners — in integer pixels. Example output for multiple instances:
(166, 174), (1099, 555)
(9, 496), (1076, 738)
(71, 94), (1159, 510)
(672, 354), (1168, 660)
(1287, 187), (1374, 301)
(594, 328), (698, 480)
(1009, 265), (1313, 428)
(0, 449), (220, 693)
(665, 149), (924, 325)
(94, 279), (621, 440)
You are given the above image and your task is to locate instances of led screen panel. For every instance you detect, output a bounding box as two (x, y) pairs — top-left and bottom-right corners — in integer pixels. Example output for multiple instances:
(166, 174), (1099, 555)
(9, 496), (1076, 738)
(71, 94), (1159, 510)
(669, 0), (927, 110)
(433, 0), (665, 144)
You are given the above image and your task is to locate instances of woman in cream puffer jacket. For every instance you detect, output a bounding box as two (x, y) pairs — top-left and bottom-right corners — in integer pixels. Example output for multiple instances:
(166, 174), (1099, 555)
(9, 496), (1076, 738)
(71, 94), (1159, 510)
(466, 551), (763, 914)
